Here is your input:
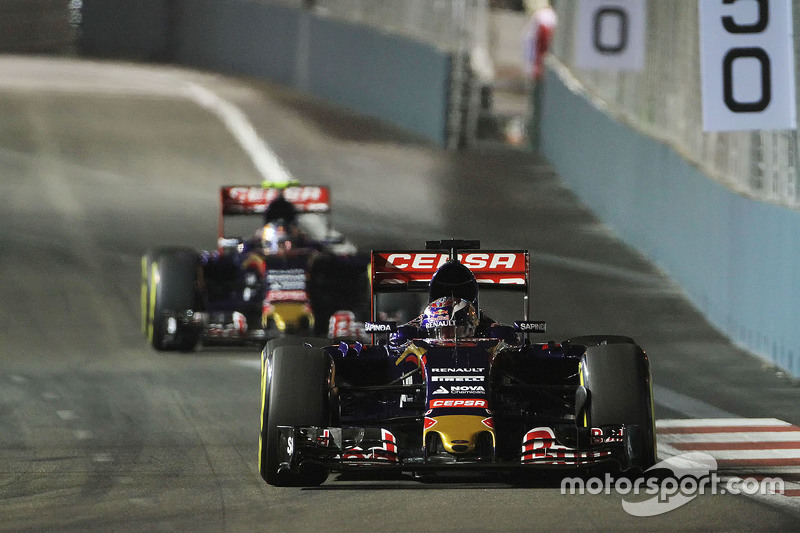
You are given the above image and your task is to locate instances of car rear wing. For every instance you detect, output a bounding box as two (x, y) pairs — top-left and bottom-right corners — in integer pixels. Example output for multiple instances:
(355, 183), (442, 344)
(218, 185), (331, 240)
(371, 250), (529, 290)
(220, 185), (330, 216)
(370, 240), (530, 321)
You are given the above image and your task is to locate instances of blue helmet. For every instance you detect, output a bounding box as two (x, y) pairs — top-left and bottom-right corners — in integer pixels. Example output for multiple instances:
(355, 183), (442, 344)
(420, 297), (479, 340)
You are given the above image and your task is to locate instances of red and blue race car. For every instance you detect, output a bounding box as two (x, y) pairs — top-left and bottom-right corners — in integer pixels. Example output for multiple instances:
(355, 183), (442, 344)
(258, 239), (656, 485)
(141, 184), (368, 351)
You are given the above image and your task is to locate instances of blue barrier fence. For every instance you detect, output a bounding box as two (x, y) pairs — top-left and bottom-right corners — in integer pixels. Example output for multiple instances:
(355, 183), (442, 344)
(540, 69), (800, 378)
(80, 0), (451, 146)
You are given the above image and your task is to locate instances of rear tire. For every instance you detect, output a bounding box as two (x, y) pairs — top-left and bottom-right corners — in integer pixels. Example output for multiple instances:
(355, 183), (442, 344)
(147, 248), (201, 351)
(259, 345), (331, 486)
(580, 343), (656, 472)
(141, 250), (156, 336)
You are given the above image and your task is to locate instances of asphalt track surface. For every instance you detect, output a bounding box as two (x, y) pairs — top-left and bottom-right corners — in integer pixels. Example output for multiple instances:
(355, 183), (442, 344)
(1, 56), (799, 532)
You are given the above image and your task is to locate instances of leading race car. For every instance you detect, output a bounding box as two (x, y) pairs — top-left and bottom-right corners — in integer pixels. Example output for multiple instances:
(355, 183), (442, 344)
(258, 239), (656, 486)
(141, 184), (368, 351)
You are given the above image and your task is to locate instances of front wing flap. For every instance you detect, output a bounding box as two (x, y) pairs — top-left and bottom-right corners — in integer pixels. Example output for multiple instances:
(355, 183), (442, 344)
(275, 424), (637, 475)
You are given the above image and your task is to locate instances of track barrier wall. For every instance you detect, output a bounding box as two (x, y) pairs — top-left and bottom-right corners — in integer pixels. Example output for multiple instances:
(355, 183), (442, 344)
(0, 0), (75, 53)
(540, 68), (800, 379)
(79, 0), (451, 146)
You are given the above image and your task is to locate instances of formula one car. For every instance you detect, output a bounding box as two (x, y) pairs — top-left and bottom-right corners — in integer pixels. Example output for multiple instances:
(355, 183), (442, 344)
(141, 184), (368, 351)
(258, 240), (656, 486)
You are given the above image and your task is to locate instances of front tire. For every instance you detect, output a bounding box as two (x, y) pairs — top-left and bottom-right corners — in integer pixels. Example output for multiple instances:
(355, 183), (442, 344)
(259, 344), (331, 486)
(580, 343), (656, 472)
(147, 248), (201, 351)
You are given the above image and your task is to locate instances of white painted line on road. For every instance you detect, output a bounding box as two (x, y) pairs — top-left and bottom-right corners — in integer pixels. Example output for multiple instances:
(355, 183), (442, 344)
(702, 449), (800, 461)
(93, 453), (113, 463)
(660, 431), (800, 444)
(185, 83), (294, 185)
(9, 374), (27, 384)
(42, 391), (59, 400)
(658, 418), (791, 428)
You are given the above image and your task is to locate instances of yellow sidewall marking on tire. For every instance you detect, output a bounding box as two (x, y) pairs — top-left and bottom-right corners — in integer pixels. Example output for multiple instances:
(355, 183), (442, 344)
(141, 256), (148, 334)
(147, 262), (159, 342)
(578, 360), (588, 427)
(258, 360), (269, 471)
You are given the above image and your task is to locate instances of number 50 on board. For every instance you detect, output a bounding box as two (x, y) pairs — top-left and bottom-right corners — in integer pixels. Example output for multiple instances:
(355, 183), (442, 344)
(700, 0), (796, 132)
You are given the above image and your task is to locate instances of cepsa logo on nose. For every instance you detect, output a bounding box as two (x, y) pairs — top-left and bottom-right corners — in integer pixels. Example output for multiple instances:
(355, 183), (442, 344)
(385, 253), (519, 270)
(430, 399), (488, 408)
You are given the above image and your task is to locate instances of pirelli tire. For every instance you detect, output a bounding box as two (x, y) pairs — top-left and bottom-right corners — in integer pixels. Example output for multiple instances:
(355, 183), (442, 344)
(259, 337), (331, 398)
(145, 247), (202, 352)
(259, 344), (331, 486)
(580, 342), (656, 473)
(141, 250), (157, 336)
(142, 246), (193, 338)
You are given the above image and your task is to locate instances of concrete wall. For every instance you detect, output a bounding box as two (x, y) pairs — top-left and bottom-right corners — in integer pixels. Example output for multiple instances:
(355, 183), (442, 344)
(175, 1), (300, 85)
(540, 69), (800, 378)
(0, 0), (74, 53)
(306, 17), (451, 144)
(79, 0), (451, 145)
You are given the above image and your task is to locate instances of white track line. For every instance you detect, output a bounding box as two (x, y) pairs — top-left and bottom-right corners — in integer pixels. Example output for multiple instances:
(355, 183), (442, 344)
(658, 418), (791, 428)
(184, 82), (294, 185)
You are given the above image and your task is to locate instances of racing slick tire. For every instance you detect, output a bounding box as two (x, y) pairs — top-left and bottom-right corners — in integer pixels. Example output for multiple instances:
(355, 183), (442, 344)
(146, 248), (202, 352)
(259, 345), (331, 486)
(259, 337), (330, 398)
(580, 343), (656, 473)
(141, 249), (157, 336)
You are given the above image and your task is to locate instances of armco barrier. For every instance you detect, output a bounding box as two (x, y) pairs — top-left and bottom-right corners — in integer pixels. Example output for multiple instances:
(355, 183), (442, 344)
(79, 0), (450, 146)
(539, 68), (800, 378)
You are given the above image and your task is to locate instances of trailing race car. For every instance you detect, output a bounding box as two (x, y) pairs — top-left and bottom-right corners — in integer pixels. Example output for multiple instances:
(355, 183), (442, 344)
(141, 184), (368, 351)
(258, 239), (656, 486)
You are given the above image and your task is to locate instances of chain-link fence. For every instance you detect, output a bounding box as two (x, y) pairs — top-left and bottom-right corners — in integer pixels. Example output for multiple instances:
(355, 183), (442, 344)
(547, 0), (800, 209)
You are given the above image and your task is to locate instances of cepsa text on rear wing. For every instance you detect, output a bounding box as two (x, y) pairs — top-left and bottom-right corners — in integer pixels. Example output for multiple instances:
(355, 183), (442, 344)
(370, 250), (529, 290)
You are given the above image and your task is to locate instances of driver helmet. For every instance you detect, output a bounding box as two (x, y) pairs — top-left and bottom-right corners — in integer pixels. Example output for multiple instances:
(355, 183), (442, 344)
(428, 260), (479, 306)
(420, 297), (479, 340)
(263, 192), (298, 226)
(261, 221), (292, 252)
